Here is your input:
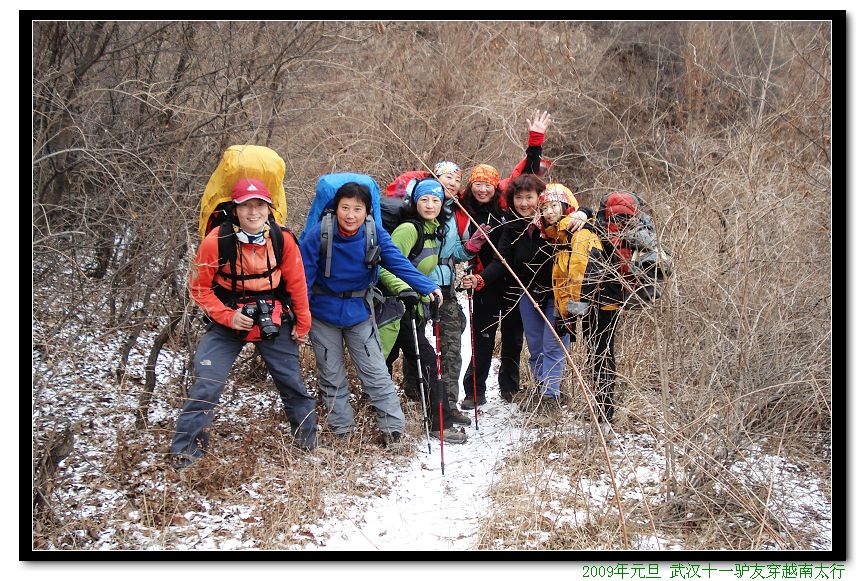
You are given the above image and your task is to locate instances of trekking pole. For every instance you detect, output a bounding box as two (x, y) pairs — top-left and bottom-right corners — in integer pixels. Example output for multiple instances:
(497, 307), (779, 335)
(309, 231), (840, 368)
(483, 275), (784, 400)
(380, 121), (629, 546)
(466, 281), (479, 431)
(430, 299), (446, 476)
(408, 307), (432, 454)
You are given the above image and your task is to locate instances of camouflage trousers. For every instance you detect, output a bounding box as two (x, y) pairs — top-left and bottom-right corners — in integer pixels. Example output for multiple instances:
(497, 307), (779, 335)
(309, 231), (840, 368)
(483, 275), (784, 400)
(402, 295), (466, 409)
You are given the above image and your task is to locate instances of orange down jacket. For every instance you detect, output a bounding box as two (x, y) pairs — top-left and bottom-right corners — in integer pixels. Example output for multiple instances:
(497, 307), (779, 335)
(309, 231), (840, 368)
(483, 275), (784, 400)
(189, 226), (311, 337)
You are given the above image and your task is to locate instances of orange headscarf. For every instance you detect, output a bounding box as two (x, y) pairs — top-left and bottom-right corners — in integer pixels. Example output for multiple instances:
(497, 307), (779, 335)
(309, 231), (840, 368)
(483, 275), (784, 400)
(467, 164), (500, 188)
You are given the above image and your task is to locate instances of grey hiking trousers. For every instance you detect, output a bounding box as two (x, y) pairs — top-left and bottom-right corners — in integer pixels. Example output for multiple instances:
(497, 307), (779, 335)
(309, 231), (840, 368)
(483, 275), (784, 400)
(309, 316), (405, 435)
(170, 322), (317, 460)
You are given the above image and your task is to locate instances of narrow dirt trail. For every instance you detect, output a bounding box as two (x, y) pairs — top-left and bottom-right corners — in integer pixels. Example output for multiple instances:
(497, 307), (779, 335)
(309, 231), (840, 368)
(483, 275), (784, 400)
(316, 388), (526, 550)
(312, 297), (532, 550)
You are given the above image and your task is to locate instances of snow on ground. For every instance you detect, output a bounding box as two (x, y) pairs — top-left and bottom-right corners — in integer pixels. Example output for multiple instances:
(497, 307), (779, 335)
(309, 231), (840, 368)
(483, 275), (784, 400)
(314, 294), (520, 549)
(32, 295), (832, 552)
(301, 296), (833, 551)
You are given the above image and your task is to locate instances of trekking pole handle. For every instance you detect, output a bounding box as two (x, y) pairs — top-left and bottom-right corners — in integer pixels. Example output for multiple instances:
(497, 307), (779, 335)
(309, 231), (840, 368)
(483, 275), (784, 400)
(429, 295), (440, 322)
(457, 264), (473, 294)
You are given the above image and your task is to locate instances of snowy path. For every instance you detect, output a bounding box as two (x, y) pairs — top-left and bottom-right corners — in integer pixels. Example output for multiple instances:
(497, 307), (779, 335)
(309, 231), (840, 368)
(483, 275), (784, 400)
(314, 296), (527, 550)
(294, 296), (833, 552)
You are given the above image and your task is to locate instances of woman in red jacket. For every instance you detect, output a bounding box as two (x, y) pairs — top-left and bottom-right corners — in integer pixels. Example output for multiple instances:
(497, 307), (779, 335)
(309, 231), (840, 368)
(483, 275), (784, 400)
(453, 110), (551, 408)
(170, 178), (315, 470)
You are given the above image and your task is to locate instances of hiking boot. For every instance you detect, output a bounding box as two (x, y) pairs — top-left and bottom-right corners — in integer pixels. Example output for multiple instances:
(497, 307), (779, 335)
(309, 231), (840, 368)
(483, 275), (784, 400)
(601, 422), (613, 439)
(460, 395), (487, 410)
(586, 421), (614, 442)
(523, 395), (561, 425)
(171, 454), (202, 471)
(500, 390), (520, 403)
(537, 395), (562, 413)
(516, 390), (542, 411)
(376, 431), (413, 452)
(431, 426), (468, 444)
(448, 408), (472, 426)
(312, 445), (336, 459)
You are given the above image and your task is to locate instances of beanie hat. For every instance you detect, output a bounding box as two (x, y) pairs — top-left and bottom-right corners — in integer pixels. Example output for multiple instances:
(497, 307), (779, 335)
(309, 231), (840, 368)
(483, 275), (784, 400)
(434, 161), (461, 177)
(467, 164), (499, 188)
(231, 178), (273, 205)
(604, 191), (637, 219)
(538, 183), (575, 209)
(410, 178), (445, 204)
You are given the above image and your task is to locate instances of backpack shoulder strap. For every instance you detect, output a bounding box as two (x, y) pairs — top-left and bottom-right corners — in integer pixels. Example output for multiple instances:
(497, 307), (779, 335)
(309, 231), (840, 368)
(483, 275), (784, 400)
(320, 211), (335, 278)
(364, 215), (380, 271)
(272, 225), (297, 313)
(407, 220), (443, 265)
(216, 220), (239, 300)
(407, 220), (425, 263)
(364, 214), (378, 253)
(217, 220), (237, 269)
(269, 216), (285, 265)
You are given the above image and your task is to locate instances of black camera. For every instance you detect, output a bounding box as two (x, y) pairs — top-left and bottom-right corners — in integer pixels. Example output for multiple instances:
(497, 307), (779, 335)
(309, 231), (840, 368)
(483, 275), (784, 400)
(241, 299), (280, 340)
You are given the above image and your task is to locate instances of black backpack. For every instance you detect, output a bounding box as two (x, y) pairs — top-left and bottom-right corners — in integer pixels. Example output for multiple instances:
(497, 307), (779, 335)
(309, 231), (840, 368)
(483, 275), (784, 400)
(212, 216), (295, 320)
(596, 191), (672, 307)
(380, 178), (446, 266)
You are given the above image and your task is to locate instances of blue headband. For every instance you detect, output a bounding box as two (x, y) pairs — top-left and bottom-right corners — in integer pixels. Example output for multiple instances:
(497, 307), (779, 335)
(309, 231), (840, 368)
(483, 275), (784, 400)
(410, 179), (445, 204)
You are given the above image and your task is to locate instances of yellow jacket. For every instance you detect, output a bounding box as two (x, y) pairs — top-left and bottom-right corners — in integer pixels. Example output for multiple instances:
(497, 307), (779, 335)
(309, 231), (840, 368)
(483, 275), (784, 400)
(544, 220), (603, 318)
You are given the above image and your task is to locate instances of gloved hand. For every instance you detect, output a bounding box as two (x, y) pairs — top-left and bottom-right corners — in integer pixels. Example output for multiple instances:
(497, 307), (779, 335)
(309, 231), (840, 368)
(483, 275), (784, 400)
(528, 285), (548, 305)
(397, 289), (419, 310)
(554, 315), (569, 337)
(564, 317), (581, 337)
(566, 300), (589, 318)
(465, 224), (492, 254)
(554, 313), (580, 338)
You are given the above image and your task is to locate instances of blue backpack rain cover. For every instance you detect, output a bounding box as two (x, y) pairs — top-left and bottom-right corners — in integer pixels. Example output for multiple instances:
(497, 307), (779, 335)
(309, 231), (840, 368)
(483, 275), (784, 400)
(299, 172), (382, 243)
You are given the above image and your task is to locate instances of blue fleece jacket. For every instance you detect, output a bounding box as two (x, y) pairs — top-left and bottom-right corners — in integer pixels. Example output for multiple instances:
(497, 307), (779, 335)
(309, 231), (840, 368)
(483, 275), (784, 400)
(301, 222), (439, 327)
(429, 203), (474, 288)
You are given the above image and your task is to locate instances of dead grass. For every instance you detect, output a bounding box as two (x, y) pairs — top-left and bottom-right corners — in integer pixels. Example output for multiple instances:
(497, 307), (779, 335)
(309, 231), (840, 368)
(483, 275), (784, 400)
(32, 21), (832, 552)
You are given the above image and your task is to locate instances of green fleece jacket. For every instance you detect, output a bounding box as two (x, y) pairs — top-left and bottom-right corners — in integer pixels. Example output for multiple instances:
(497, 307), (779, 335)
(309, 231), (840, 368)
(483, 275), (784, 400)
(378, 218), (441, 357)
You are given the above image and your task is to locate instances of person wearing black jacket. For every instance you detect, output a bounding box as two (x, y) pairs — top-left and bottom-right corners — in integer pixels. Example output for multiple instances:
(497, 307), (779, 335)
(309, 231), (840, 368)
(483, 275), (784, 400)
(580, 191), (665, 427)
(452, 110), (551, 408)
(462, 175), (591, 411)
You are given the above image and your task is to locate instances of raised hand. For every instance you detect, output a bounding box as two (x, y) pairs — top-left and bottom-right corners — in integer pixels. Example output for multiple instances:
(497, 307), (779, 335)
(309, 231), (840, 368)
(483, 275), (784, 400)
(527, 109), (552, 135)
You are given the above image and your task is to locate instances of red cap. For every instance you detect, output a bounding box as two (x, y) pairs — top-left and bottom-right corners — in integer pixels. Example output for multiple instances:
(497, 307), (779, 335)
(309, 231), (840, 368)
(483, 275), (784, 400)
(231, 178), (273, 205)
(605, 192), (636, 218)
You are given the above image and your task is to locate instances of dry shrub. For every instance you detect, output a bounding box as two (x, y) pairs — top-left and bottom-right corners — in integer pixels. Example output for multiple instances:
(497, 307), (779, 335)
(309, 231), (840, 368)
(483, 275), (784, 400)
(476, 21), (830, 550)
(32, 20), (831, 551)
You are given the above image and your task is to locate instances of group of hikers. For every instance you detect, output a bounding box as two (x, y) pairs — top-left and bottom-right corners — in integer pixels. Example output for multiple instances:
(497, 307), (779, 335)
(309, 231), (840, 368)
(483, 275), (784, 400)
(170, 111), (670, 470)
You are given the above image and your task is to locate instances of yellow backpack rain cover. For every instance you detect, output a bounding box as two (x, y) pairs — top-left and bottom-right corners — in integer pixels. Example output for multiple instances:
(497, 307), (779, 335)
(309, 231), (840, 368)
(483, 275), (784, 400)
(198, 145), (287, 239)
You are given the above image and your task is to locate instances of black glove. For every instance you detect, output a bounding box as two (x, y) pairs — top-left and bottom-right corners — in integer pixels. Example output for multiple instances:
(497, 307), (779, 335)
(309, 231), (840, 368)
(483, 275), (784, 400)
(528, 285), (548, 305)
(554, 315), (569, 337)
(397, 290), (419, 310)
(564, 316), (581, 337)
